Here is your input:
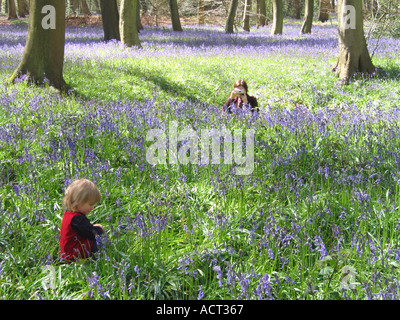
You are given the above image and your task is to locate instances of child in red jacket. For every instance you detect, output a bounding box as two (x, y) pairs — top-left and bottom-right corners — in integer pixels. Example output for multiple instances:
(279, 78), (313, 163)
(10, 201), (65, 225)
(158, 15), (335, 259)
(60, 179), (105, 262)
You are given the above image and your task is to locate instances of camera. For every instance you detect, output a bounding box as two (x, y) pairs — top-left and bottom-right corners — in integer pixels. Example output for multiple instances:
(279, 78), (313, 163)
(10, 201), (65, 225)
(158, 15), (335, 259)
(235, 89), (244, 94)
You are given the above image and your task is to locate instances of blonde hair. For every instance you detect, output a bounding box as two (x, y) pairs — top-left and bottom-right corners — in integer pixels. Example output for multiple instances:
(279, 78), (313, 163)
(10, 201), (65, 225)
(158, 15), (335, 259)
(62, 179), (101, 212)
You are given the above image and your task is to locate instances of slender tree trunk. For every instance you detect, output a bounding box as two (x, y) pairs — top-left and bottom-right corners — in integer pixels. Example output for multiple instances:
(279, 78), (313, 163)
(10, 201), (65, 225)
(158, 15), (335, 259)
(7, 0), (67, 90)
(69, 0), (79, 15)
(271, 0), (283, 35)
(8, 0), (18, 19)
(198, 0), (205, 25)
(243, 0), (252, 32)
(256, 0), (266, 27)
(100, 0), (120, 41)
(22, 0), (29, 15)
(318, 0), (330, 22)
(17, 0), (25, 17)
(225, 0), (239, 33)
(80, 0), (91, 15)
(290, 0), (302, 19)
(301, 0), (314, 34)
(371, 0), (378, 17)
(136, 0), (143, 31)
(120, 0), (141, 47)
(332, 0), (375, 83)
(169, 0), (182, 31)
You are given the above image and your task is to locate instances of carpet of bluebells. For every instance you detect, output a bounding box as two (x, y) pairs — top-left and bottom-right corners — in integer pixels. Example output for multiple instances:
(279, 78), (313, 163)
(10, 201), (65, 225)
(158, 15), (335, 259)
(0, 20), (400, 300)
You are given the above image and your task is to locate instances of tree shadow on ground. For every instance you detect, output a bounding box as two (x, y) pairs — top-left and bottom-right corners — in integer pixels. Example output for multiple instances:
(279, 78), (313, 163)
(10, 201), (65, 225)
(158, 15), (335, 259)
(375, 64), (400, 81)
(68, 58), (231, 108)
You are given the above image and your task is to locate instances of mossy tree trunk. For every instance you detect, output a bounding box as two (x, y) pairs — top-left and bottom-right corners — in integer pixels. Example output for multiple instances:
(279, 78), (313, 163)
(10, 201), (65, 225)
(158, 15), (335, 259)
(169, 0), (183, 32)
(271, 0), (283, 35)
(225, 0), (239, 34)
(120, 0), (141, 47)
(100, 0), (120, 41)
(332, 0), (375, 83)
(300, 0), (313, 34)
(7, 0), (67, 90)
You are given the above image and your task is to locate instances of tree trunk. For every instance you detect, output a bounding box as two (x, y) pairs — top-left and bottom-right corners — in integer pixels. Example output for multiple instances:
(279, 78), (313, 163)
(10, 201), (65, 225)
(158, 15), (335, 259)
(7, 0), (67, 90)
(22, 0), (29, 15)
(120, 0), (141, 47)
(198, 0), (205, 25)
(17, 0), (25, 17)
(80, 0), (91, 15)
(271, 0), (283, 35)
(225, 0), (239, 33)
(256, 0), (266, 27)
(290, 0), (302, 19)
(371, 0), (378, 17)
(169, 0), (182, 31)
(69, 0), (79, 15)
(243, 0), (252, 32)
(332, 0), (375, 83)
(318, 0), (330, 22)
(136, 0), (143, 31)
(300, 0), (314, 34)
(8, 0), (18, 19)
(100, 0), (120, 41)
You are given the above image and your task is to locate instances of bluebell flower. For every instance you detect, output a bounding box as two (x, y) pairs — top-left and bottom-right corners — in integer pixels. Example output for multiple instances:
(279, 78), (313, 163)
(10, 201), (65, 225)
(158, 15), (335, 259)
(198, 285), (204, 300)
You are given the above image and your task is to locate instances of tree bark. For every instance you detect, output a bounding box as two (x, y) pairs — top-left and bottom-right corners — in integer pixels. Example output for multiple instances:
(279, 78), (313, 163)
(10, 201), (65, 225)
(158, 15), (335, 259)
(120, 0), (141, 47)
(371, 0), (378, 17)
(8, 0), (18, 19)
(290, 0), (302, 19)
(332, 0), (375, 83)
(17, 0), (25, 17)
(22, 0), (29, 15)
(243, 0), (252, 32)
(256, 0), (266, 27)
(80, 0), (91, 15)
(225, 0), (239, 34)
(100, 0), (120, 41)
(300, 0), (314, 34)
(69, 0), (79, 15)
(198, 0), (205, 25)
(7, 0), (67, 90)
(169, 0), (183, 32)
(271, 0), (283, 35)
(136, 0), (143, 31)
(318, 0), (330, 22)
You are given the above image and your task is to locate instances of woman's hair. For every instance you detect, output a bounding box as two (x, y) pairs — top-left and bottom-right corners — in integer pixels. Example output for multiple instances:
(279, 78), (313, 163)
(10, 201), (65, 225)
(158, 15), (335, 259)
(62, 179), (101, 211)
(233, 79), (248, 93)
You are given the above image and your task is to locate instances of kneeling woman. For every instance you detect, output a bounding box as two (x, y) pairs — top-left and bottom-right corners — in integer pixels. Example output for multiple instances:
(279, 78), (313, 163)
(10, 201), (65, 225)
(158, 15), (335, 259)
(222, 80), (259, 114)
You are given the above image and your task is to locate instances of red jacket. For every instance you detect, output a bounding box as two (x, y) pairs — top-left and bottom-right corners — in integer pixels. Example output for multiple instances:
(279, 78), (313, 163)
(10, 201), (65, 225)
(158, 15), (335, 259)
(60, 211), (95, 261)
